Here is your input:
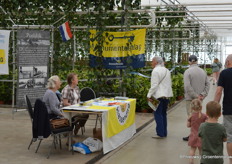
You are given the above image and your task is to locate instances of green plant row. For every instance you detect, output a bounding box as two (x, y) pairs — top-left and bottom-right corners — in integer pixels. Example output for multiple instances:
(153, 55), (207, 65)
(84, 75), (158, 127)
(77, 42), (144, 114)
(55, 66), (185, 112)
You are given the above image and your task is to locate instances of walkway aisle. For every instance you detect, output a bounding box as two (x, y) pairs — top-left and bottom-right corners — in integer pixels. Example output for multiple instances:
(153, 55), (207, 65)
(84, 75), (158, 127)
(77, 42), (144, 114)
(97, 82), (229, 164)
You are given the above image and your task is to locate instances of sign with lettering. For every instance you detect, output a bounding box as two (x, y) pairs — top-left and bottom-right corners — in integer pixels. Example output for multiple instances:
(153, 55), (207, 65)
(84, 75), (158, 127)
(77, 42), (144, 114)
(16, 30), (50, 107)
(89, 29), (146, 69)
(0, 30), (11, 74)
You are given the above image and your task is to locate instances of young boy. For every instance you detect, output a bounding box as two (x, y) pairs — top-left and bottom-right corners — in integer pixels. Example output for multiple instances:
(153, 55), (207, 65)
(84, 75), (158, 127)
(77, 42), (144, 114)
(198, 101), (227, 164)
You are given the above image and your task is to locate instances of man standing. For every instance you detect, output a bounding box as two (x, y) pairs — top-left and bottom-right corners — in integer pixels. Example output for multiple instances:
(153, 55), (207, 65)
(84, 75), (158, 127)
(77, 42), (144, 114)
(183, 55), (210, 141)
(147, 56), (173, 139)
(214, 54), (232, 164)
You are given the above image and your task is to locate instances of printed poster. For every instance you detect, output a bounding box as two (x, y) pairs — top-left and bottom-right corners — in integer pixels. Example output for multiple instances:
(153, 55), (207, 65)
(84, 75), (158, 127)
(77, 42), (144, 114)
(16, 30), (50, 107)
(89, 29), (146, 69)
(0, 30), (11, 75)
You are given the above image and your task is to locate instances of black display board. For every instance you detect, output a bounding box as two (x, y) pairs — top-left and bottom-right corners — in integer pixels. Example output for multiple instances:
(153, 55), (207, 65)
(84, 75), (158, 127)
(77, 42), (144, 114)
(16, 30), (50, 107)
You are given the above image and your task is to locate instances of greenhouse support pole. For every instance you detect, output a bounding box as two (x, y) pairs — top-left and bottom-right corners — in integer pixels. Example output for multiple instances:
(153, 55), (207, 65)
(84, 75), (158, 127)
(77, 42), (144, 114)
(0, 6), (16, 109)
(204, 39), (206, 70)
(192, 29), (195, 55)
(12, 30), (16, 108)
(51, 27), (54, 75)
(121, 0), (127, 97)
(73, 29), (76, 70)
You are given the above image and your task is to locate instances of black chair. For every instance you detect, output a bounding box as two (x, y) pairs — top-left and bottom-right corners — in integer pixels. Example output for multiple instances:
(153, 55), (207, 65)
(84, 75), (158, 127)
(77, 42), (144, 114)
(48, 126), (73, 158)
(75, 87), (96, 135)
(80, 87), (101, 135)
(25, 95), (73, 158)
(80, 87), (96, 102)
(24, 95), (40, 152)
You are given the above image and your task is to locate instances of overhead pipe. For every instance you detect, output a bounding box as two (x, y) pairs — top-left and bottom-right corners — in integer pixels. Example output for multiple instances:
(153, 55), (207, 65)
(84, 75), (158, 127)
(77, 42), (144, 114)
(141, 1), (219, 37)
(154, 9), (232, 13)
(72, 9), (156, 29)
(141, 3), (232, 7)
(8, 10), (156, 29)
(156, 15), (232, 18)
(12, 25), (53, 29)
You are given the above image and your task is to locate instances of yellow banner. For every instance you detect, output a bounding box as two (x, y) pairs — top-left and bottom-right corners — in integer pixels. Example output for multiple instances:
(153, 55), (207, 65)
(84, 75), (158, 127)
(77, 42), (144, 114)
(90, 29), (146, 57)
(0, 30), (10, 74)
(0, 49), (6, 64)
(88, 99), (136, 138)
(106, 99), (136, 138)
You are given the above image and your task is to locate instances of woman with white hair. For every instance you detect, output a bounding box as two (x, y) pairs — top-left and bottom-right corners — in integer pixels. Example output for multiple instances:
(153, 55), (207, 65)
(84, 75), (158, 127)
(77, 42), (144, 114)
(43, 75), (63, 119)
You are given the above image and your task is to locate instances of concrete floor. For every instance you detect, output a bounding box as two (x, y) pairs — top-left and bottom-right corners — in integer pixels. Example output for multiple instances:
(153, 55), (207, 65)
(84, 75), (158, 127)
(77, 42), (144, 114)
(1, 77), (228, 164)
(0, 103), (153, 164)
(96, 81), (230, 164)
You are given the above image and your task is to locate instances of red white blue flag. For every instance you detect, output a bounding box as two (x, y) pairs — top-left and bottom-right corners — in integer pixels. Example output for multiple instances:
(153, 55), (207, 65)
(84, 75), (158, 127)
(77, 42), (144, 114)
(59, 21), (73, 41)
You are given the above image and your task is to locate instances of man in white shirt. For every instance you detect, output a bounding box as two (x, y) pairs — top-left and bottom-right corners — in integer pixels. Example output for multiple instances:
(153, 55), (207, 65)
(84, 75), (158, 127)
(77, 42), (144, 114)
(147, 56), (173, 139)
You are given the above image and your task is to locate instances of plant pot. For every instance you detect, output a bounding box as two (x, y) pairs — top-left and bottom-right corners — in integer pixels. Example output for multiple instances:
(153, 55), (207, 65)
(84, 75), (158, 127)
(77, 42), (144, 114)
(177, 96), (184, 101)
(141, 109), (148, 113)
(0, 101), (4, 104)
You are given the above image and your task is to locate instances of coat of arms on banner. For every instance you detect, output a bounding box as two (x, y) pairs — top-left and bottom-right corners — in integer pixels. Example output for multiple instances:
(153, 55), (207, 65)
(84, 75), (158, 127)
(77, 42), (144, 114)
(109, 101), (130, 125)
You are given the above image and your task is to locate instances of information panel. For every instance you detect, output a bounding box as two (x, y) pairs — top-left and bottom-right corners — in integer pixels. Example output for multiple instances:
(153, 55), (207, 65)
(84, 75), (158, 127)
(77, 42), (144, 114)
(16, 30), (50, 107)
(0, 30), (11, 74)
(89, 29), (146, 69)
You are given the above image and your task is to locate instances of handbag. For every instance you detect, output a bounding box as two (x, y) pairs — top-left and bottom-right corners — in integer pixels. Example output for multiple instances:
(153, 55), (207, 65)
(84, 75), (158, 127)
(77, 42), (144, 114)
(50, 118), (70, 129)
(93, 128), (102, 141)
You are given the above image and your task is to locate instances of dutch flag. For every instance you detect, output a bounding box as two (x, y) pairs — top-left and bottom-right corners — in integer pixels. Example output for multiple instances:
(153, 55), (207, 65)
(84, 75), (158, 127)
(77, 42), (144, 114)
(59, 21), (73, 42)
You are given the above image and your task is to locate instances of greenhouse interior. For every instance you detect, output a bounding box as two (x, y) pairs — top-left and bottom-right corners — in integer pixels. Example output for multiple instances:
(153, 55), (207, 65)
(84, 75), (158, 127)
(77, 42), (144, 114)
(0, 0), (232, 163)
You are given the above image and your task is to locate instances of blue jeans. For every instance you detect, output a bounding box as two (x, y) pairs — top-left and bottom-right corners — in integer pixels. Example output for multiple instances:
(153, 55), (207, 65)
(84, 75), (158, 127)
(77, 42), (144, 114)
(153, 98), (169, 137)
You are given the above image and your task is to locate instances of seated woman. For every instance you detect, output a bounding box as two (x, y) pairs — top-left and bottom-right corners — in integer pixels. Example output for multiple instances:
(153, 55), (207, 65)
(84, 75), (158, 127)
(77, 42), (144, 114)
(43, 75), (75, 145)
(61, 73), (89, 135)
(43, 75), (63, 119)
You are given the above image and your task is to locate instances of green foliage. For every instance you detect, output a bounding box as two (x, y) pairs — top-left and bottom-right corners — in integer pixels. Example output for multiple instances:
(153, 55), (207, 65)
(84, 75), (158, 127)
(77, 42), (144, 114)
(0, 1), (186, 108)
(173, 65), (186, 75)
(0, 82), (13, 103)
(0, 72), (13, 103)
(169, 73), (184, 105)
(56, 68), (153, 112)
(125, 75), (150, 111)
(204, 68), (213, 76)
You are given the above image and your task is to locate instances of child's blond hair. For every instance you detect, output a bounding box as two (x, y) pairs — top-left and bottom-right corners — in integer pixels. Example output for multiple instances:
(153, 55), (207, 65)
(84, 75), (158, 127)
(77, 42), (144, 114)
(191, 99), (202, 118)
